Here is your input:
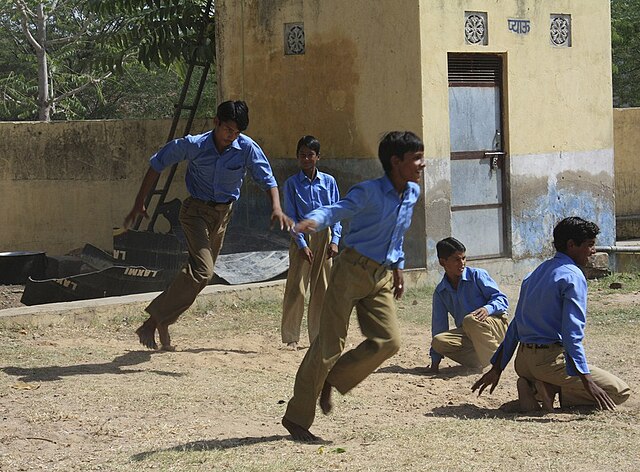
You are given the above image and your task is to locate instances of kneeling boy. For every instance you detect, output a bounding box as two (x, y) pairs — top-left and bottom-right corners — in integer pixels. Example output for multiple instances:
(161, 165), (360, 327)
(472, 217), (631, 411)
(427, 237), (509, 373)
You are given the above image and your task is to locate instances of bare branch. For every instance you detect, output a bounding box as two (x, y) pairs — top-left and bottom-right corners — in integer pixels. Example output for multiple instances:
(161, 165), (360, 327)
(51, 72), (113, 103)
(15, 0), (35, 18)
(15, 0), (43, 53)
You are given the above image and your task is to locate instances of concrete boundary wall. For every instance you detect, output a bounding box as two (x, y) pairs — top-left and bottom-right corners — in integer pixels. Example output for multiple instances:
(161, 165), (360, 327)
(0, 269), (431, 326)
(1, 110), (636, 276)
(0, 119), (211, 255)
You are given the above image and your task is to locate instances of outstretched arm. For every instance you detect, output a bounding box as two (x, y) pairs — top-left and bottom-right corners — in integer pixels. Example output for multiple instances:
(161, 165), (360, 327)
(471, 347), (504, 396)
(267, 187), (294, 231)
(124, 167), (160, 229)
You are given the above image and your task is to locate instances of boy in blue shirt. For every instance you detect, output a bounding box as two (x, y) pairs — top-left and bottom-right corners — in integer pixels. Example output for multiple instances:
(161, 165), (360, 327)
(281, 136), (342, 350)
(281, 131), (425, 442)
(473, 217), (630, 412)
(125, 100), (292, 351)
(427, 237), (509, 373)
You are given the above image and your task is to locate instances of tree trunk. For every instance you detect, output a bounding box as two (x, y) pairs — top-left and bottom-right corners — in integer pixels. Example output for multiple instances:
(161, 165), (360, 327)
(35, 3), (50, 121)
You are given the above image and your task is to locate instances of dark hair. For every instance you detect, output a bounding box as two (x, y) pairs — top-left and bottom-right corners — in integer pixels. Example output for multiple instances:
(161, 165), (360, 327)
(553, 217), (600, 252)
(378, 131), (424, 176)
(216, 100), (249, 131)
(436, 237), (466, 259)
(296, 135), (321, 155)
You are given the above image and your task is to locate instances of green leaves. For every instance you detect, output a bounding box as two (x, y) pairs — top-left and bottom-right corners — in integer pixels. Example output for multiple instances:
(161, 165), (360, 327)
(611, 0), (640, 106)
(0, 0), (215, 120)
(85, 0), (214, 72)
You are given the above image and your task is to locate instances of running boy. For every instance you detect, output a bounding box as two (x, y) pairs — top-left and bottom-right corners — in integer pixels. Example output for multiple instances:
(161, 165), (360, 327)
(125, 100), (292, 351)
(281, 131), (425, 442)
(281, 136), (342, 350)
(427, 237), (509, 373)
(472, 217), (631, 412)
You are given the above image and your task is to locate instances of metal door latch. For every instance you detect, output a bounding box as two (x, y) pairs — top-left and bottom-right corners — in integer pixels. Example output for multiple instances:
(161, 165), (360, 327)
(484, 151), (506, 171)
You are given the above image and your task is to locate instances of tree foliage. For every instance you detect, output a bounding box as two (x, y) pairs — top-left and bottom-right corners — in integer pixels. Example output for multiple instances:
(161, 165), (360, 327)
(0, 0), (215, 121)
(0, 0), (115, 120)
(611, 0), (640, 107)
(85, 0), (214, 72)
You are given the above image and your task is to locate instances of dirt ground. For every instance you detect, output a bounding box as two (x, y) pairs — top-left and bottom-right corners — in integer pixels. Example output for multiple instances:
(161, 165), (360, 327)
(0, 282), (638, 471)
(0, 285), (23, 310)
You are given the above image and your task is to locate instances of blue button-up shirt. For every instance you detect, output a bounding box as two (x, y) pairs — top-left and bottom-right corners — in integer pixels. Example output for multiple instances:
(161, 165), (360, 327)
(149, 130), (277, 202)
(492, 252), (590, 376)
(431, 267), (509, 363)
(304, 175), (420, 269)
(284, 170), (342, 249)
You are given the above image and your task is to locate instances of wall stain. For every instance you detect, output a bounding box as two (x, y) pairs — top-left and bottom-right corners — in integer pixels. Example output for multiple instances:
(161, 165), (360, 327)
(511, 171), (615, 258)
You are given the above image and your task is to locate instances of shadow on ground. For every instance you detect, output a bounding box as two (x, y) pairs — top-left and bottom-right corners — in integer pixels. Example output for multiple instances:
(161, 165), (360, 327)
(428, 402), (594, 423)
(376, 364), (483, 378)
(2, 350), (184, 381)
(131, 435), (289, 461)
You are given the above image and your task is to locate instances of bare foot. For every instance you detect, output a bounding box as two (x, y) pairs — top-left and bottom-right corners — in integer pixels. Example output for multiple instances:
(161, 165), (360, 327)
(535, 380), (558, 412)
(517, 377), (541, 412)
(319, 381), (333, 415)
(157, 324), (175, 351)
(135, 317), (158, 350)
(282, 416), (319, 442)
(286, 342), (299, 351)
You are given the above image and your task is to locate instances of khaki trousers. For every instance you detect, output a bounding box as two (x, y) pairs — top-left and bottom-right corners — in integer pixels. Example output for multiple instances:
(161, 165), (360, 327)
(146, 196), (233, 325)
(284, 247), (400, 430)
(281, 228), (332, 344)
(514, 343), (631, 407)
(431, 313), (509, 368)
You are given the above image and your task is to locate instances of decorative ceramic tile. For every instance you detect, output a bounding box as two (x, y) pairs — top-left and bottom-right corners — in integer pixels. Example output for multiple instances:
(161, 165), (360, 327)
(550, 14), (571, 47)
(465, 11), (488, 45)
(285, 22), (305, 55)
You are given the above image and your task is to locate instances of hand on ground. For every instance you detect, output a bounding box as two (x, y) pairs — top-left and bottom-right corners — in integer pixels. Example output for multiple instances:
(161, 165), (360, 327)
(471, 366), (502, 396)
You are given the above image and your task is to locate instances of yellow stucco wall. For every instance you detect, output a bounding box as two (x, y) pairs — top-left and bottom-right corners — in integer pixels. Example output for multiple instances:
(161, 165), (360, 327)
(420, 0), (613, 158)
(217, 0), (612, 159)
(0, 119), (211, 255)
(613, 108), (640, 236)
(216, 0), (424, 159)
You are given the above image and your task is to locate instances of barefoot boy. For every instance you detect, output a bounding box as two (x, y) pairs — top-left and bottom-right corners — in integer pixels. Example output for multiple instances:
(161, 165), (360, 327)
(427, 237), (509, 373)
(281, 136), (342, 350)
(125, 100), (292, 351)
(281, 131), (425, 442)
(472, 217), (631, 412)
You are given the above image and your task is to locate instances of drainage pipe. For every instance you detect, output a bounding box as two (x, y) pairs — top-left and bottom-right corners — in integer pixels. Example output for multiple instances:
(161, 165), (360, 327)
(616, 214), (640, 222)
(595, 246), (640, 253)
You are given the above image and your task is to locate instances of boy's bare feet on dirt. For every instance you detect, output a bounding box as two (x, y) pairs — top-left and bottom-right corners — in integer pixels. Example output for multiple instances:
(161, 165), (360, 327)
(282, 416), (319, 442)
(135, 317), (157, 350)
(535, 380), (559, 412)
(517, 377), (542, 412)
(319, 381), (333, 415)
(286, 342), (299, 351)
(157, 323), (175, 351)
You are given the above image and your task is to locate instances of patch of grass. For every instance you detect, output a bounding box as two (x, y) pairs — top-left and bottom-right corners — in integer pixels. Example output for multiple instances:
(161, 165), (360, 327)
(589, 273), (640, 293)
(396, 287), (434, 326)
(589, 305), (640, 326)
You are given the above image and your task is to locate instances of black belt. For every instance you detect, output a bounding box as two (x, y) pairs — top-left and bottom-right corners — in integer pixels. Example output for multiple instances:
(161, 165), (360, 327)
(523, 342), (562, 349)
(192, 197), (233, 206)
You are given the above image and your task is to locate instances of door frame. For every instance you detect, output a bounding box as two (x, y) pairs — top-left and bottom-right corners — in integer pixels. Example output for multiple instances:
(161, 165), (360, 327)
(447, 52), (511, 260)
